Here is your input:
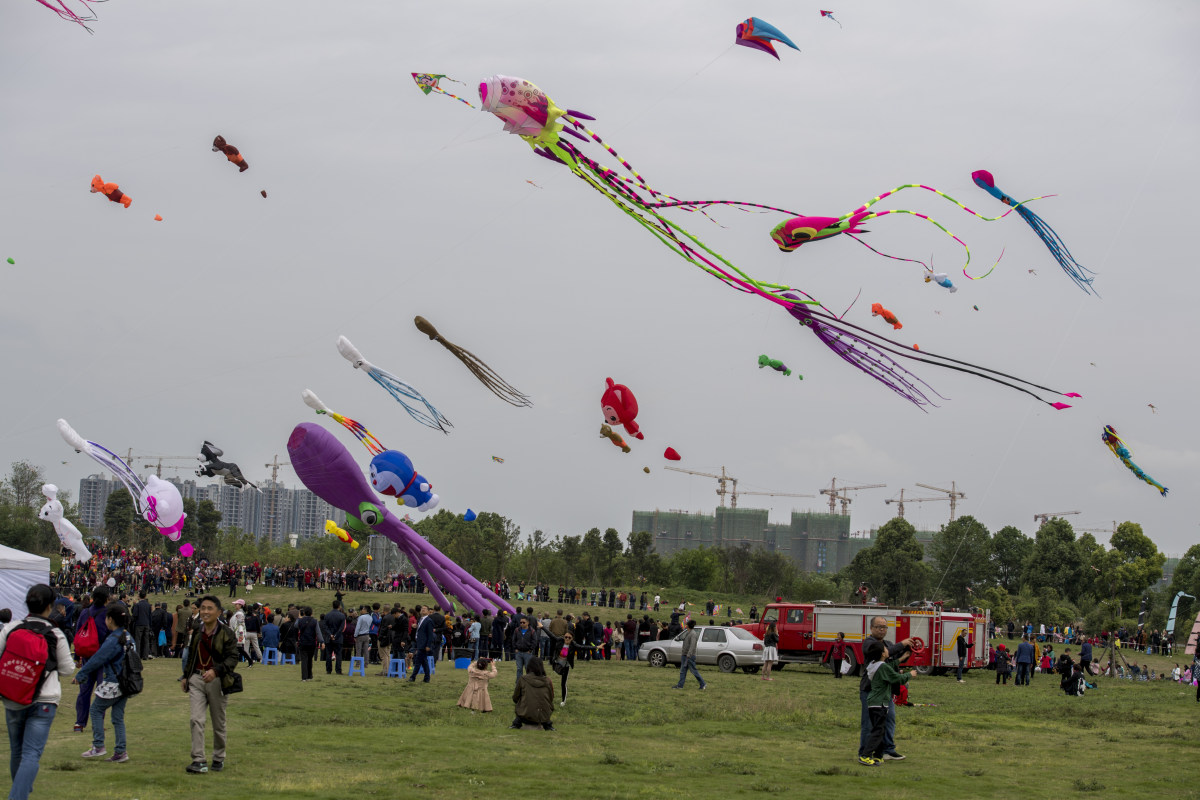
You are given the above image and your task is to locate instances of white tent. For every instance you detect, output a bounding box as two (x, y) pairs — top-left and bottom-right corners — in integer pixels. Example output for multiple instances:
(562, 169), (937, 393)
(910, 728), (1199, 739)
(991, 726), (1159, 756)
(0, 545), (50, 617)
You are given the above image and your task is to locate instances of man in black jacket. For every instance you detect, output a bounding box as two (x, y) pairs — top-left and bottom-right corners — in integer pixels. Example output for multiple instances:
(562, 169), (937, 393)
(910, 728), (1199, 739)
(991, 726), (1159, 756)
(512, 617), (538, 684)
(323, 601), (347, 675)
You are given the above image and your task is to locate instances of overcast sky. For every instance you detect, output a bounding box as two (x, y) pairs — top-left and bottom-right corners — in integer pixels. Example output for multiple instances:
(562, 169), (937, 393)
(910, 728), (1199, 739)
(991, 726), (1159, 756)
(2, 1), (1197, 556)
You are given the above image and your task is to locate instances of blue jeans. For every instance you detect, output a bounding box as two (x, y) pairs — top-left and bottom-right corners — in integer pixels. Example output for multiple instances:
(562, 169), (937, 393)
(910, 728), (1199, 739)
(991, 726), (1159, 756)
(859, 690), (895, 755)
(624, 640), (637, 661)
(514, 651), (534, 683)
(675, 656), (706, 688)
(74, 667), (99, 727)
(6, 702), (56, 800)
(1016, 662), (1031, 685)
(957, 657), (965, 681)
(90, 694), (127, 753)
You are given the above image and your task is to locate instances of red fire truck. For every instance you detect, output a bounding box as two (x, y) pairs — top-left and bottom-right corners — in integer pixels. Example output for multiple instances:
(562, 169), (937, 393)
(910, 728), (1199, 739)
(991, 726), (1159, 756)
(738, 602), (989, 676)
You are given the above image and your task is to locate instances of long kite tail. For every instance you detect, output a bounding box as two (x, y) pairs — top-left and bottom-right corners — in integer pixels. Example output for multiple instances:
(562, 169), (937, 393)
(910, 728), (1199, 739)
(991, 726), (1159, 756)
(366, 369), (453, 434)
(782, 299), (1079, 410)
(433, 87), (476, 109)
(857, 208), (1003, 280)
(413, 316), (532, 408)
(301, 389), (388, 455)
(1015, 205), (1098, 295)
(847, 183), (1040, 223)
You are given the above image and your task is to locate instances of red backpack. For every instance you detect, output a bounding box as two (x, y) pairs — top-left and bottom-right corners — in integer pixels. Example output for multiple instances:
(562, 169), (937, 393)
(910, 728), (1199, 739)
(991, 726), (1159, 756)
(0, 621), (59, 707)
(74, 614), (100, 659)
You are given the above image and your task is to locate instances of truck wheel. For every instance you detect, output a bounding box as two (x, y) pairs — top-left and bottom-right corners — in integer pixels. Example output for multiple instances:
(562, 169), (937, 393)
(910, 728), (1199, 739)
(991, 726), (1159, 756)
(835, 650), (858, 677)
(718, 654), (737, 673)
(915, 664), (934, 676)
(648, 650), (666, 668)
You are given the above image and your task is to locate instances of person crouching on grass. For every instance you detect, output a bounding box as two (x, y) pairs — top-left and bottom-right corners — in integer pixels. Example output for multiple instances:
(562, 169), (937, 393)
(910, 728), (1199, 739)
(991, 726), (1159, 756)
(509, 658), (555, 731)
(859, 641), (915, 767)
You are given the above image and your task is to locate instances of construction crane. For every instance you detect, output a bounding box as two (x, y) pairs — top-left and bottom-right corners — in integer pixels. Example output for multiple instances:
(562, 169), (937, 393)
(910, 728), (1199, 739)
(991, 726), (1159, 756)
(820, 478), (886, 516)
(1033, 510), (1080, 526)
(1078, 521), (1118, 538)
(735, 488), (816, 507)
(884, 488), (948, 519)
(140, 456), (196, 478)
(915, 481), (966, 521)
(263, 455), (292, 544)
(664, 466), (739, 508)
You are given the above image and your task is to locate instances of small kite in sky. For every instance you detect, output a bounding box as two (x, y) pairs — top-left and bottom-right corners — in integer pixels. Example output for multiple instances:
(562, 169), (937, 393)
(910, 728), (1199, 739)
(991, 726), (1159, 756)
(464, 509), (477, 522)
(91, 175), (131, 208)
(414, 316), (531, 408)
(601, 377), (643, 440)
(924, 271), (957, 293)
(1148, 404), (1157, 414)
(33, 0), (100, 32)
(491, 456), (504, 463)
(325, 519), (359, 549)
(1101, 425), (1167, 496)
(871, 303), (903, 330)
(526, 180), (543, 189)
(820, 10), (843, 28)
(600, 424), (631, 453)
(735, 17), (800, 60)
(302, 390), (386, 455)
(1028, 269), (1038, 275)
(412, 73), (476, 108)
(212, 135), (249, 172)
(336, 336), (452, 433)
(972, 170), (1095, 295)
(664, 447), (681, 461)
(6, 258), (13, 265)
(758, 355), (792, 376)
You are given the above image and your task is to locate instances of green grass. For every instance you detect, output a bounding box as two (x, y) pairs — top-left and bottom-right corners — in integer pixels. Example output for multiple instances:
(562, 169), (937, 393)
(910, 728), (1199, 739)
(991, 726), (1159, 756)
(38, 587), (1200, 799)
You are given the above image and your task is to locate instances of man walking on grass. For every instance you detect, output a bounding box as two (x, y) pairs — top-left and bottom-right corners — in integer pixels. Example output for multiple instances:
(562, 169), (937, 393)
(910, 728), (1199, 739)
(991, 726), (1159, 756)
(672, 620), (706, 691)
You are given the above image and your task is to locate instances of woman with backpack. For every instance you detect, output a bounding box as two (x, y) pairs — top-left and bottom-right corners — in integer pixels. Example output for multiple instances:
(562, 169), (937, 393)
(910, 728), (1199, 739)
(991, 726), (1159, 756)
(72, 603), (133, 762)
(0, 584), (76, 800)
(72, 586), (110, 733)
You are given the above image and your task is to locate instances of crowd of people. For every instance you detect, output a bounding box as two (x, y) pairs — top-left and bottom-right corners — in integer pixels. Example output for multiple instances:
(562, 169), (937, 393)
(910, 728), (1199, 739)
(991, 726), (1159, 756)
(993, 619), (1177, 656)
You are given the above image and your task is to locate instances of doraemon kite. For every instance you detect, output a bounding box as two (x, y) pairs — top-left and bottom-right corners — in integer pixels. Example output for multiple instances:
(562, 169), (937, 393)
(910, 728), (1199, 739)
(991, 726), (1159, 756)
(369, 450), (439, 511)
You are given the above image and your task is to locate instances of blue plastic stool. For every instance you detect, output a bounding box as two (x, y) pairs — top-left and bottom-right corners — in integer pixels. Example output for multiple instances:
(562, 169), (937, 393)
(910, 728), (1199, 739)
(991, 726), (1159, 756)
(386, 657), (406, 678)
(262, 647), (280, 665)
(454, 657), (471, 670)
(281, 653), (296, 665)
(347, 656), (366, 676)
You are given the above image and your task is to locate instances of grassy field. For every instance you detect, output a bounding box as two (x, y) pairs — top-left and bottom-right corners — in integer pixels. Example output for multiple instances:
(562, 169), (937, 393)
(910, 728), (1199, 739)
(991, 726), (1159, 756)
(35, 587), (1200, 800)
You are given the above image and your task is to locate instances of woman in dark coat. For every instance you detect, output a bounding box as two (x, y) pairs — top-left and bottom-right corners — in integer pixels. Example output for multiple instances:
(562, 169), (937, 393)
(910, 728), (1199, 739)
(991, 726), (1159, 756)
(510, 658), (555, 731)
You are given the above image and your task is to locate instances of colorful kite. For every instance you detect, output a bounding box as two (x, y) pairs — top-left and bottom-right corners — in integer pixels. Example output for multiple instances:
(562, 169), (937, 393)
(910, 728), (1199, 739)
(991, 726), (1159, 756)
(413, 316), (531, 408)
(735, 17), (800, 60)
(33, 0), (100, 32)
(57, 419), (194, 556)
(464, 509), (477, 522)
(1101, 425), (1167, 496)
(212, 135), (249, 172)
(601, 377), (643, 440)
(664, 447), (681, 461)
(336, 336), (452, 433)
(39, 484), (91, 563)
(758, 355), (792, 376)
(302, 390), (386, 455)
(325, 519), (359, 549)
(972, 170), (1095, 295)
(196, 441), (258, 490)
(411, 73), (476, 108)
(871, 303), (903, 330)
(820, 10), (843, 28)
(924, 271), (957, 293)
(370, 449), (438, 511)
(90, 175), (131, 208)
(288, 422), (516, 616)
(600, 424), (631, 453)
(464, 75), (1076, 412)
(491, 456), (505, 463)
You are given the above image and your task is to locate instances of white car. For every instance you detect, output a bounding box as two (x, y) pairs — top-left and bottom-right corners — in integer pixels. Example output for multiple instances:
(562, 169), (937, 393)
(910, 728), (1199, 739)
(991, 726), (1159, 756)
(638, 626), (765, 673)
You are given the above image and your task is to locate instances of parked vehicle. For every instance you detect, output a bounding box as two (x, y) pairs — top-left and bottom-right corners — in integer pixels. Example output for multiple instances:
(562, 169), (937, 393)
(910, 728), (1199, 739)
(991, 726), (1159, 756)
(639, 626), (765, 673)
(738, 602), (989, 676)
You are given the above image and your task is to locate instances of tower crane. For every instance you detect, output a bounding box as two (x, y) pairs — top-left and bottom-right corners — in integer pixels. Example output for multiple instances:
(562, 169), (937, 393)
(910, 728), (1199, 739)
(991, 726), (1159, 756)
(139, 456), (197, 479)
(914, 481), (966, 521)
(1033, 510), (1080, 526)
(263, 455), (292, 543)
(884, 488), (949, 519)
(820, 478), (886, 516)
(735, 488), (816, 507)
(664, 466), (738, 508)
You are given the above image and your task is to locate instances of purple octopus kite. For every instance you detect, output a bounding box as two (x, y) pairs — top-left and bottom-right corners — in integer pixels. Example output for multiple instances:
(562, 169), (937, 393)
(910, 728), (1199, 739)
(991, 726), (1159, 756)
(288, 422), (515, 616)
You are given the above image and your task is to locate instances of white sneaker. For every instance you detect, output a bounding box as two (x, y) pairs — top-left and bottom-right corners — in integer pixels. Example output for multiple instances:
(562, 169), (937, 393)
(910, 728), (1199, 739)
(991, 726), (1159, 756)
(560, 701), (566, 707)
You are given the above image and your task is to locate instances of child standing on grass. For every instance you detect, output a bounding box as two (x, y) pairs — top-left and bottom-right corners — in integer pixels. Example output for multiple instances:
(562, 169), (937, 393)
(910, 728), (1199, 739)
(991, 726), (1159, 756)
(859, 643), (915, 767)
(761, 622), (779, 681)
(457, 658), (498, 713)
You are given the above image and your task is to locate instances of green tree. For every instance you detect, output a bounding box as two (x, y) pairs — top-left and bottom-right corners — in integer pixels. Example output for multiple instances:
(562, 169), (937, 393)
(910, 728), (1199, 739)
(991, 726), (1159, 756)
(581, 528), (604, 584)
(929, 515), (993, 605)
(478, 512), (521, 580)
(1091, 521), (1165, 619)
(844, 517), (931, 604)
(671, 547), (721, 592)
(979, 586), (1015, 625)
(104, 489), (137, 546)
(747, 550), (796, 598)
(415, 509), (485, 575)
(990, 525), (1032, 593)
(1, 461), (46, 511)
(558, 535), (583, 586)
(181, 498), (223, 558)
(601, 528), (624, 584)
(526, 529), (548, 582)
(1021, 518), (1084, 601)
(625, 531), (655, 580)
(721, 543), (754, 595)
